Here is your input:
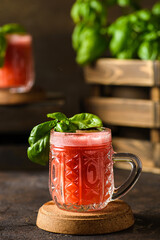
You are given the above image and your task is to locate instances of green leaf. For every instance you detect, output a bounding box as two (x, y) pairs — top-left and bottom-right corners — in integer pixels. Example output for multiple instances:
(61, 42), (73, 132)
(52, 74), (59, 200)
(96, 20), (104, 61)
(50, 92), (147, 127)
(69, 113), (103, 129)
(138, 41), (159, 60)
(0, 34), (7, 67)
(70, 1), (81, 23)
(27, 120), (56, 165)
(129, 13), (138, 23)
(142, 32), (158, 41)
(117, 0), (141, 10)
(0, 23), (26, 34)
(117, 0), (131, 7)
(71, 0), (107, 26)
(27, 112), (103, 165)
(152, 1), (160, 16)
(47, 112), (67, 121)
(54, 122), (67, 132)
(109, 17), (130, 56)
(109, 28), (129, 55)
(136, 9), (151, 21)
(27, 134), (50, 166)
(72, 23), (85, 51)
(75, 26), (108, 65)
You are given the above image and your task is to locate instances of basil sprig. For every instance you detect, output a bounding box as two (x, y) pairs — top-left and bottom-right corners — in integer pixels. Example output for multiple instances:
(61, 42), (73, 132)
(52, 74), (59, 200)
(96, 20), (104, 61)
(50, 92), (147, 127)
(0, 23), (26, 67)
(27, 112), (103, 165)
(71, 1), (160, 64)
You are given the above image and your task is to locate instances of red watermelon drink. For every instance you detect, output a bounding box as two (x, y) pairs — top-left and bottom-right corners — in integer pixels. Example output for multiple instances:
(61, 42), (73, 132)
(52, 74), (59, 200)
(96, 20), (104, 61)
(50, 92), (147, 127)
(49, 128), (114, 211)
(0, 34), (34, 92)
(27, 112), (142, 213)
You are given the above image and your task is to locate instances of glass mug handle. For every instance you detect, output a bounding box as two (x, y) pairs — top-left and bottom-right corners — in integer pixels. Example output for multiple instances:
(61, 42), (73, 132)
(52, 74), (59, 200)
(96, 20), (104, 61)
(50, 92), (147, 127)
(112, 153), (142, 200)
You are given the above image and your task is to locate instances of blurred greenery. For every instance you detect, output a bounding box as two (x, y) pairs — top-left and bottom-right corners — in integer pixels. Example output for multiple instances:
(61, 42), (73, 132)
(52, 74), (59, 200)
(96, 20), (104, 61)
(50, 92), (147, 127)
(71, 0), (160, 65)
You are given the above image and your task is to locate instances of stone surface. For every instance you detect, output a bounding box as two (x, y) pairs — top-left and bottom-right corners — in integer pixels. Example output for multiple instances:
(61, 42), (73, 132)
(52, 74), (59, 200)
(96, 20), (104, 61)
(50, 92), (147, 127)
(0, 169), (160, 240)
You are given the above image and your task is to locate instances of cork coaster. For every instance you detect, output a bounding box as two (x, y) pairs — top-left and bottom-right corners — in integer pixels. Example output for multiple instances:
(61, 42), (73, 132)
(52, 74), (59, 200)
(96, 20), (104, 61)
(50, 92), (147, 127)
(36, 200), (134, 235)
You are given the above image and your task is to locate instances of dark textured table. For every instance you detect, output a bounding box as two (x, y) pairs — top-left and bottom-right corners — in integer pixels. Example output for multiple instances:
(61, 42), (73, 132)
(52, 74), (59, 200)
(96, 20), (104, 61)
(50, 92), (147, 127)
(0, 169), (159, 240)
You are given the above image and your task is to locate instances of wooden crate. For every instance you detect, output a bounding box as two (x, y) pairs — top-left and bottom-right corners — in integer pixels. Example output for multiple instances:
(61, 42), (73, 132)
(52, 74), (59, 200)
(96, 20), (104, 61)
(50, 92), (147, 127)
(84, 58), (160, 173)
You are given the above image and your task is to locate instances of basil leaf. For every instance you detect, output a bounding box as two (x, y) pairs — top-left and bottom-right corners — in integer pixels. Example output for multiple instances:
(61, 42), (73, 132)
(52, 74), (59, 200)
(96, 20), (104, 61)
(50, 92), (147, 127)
(75, 26), (108, 65)
(54, 122), (69, 132)
(142, 32), (158, 41)
(27, 120), (56, 165)
(47, 112), (67, 121)
(54, 120), (78, 133)
(1, 23), (26, 34)
(138, 41), (159, 60)
(109, 16), (130, 55)
(27, 134), (50, 166)
(69, 113), (103, 129)
(117, 0), (131, 7)
(0, 34), (7, 67)
(27, 112), (103, 165)
(72, 22), (85, 51)
(136, 9), (151, 21)
(71, 0), (107, 26)
(71, 1), (82, 23)
(152, 2), (160, 16)
(67, 122), (78, 132)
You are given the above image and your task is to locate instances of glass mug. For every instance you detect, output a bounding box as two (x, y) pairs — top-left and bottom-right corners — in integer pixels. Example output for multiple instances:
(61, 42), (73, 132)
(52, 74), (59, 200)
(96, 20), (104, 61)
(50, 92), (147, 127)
(0, 34), (35, 93)
(49, 128), (142, 212)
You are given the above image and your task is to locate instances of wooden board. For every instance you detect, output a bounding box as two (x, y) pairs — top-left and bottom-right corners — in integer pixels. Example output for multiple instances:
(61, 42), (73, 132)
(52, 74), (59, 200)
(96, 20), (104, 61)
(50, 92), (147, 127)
(0, 87), (47, 105)
(36, 200), (134, 235)
(112, 137), (160, 173)
(84, 59), (160, 87)
(85, 97), (160, 128)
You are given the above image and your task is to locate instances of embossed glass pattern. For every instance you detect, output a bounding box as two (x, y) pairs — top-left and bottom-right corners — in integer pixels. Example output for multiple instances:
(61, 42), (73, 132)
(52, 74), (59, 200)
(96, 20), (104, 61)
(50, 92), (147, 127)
(49, 129), (142, 212)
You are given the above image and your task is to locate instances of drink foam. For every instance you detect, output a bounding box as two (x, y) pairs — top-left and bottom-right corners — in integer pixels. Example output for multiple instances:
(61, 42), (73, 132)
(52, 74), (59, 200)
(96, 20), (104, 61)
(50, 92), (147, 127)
(50, 129), (111, 147)
(6, 34), (32, 45)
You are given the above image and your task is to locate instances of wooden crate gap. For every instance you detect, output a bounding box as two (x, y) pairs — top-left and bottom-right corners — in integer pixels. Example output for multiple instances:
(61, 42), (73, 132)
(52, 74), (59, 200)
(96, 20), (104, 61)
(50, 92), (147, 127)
(108, 126), (150, 141)
(102, 86), (150, 100)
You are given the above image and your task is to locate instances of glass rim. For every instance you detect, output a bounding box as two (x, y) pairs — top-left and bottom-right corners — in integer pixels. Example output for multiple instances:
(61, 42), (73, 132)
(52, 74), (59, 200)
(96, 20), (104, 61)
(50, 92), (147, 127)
(50, 127), (111, 135)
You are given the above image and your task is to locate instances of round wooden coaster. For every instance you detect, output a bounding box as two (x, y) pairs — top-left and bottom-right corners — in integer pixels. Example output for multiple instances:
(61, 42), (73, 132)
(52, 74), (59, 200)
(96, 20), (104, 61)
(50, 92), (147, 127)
(0, 87), (46, 105)
(36, 200), (134, 235)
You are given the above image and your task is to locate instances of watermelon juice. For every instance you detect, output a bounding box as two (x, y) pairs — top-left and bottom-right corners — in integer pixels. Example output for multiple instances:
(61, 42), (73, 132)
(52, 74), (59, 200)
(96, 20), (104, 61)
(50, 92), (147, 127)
(0, 34), (34, 92)
(49, 128), (114, 211)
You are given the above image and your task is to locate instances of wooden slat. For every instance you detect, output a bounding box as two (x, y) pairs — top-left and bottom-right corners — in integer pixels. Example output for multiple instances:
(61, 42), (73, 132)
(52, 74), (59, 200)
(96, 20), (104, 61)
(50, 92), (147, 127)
(156, 102), (160, 128)
(84, 58), (158, 87)
(154, 61), (160, 86)
(150, 87), (160, 142)
(150, 129), (160, 143)
(150, 87), (160, 101)
(0, 87), (45, 105)
(85, 97), (158, 128)
(154, 143), (160, 168)
(112, 137), (160, 173)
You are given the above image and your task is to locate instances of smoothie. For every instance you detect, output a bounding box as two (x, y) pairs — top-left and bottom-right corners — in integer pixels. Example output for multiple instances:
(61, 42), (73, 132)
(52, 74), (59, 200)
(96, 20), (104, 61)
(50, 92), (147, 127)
(49, 129), (114, 211)
(0, 34), (34, 92)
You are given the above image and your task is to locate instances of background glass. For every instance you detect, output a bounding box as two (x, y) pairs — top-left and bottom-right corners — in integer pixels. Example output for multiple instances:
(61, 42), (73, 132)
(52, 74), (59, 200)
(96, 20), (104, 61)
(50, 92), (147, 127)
(0, 34), (34, 93)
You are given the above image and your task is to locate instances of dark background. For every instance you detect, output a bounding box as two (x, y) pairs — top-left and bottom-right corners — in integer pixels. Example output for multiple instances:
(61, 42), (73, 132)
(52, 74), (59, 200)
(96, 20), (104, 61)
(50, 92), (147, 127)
(0, 0), (157, 115)
(0, 0), (158, 170)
